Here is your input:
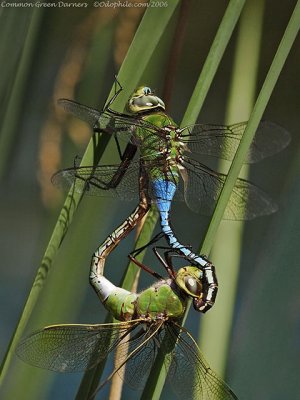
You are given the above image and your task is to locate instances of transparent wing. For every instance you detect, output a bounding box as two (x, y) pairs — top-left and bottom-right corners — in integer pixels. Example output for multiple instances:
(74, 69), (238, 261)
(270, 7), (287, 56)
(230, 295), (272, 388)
(16, 320), (140, 373)
(52, 157), (278, 219)
(117, 322), (238, 399)
(52, 157), (183, 203)
(181, 159), (277, 220)
(165, 323), (238, 400)
(58, 99), (102, 127)
(181, 121), (291, 163)
(58, 99), (166, 147)
(51, 161), (141, 201)
(114, 322), (162, 390)
(59, 99), (290, 162)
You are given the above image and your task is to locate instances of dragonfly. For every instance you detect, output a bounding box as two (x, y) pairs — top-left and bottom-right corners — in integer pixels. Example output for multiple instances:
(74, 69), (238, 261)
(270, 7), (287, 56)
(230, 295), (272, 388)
(17, 247), (238, 400)
(52, 80), (290, 312)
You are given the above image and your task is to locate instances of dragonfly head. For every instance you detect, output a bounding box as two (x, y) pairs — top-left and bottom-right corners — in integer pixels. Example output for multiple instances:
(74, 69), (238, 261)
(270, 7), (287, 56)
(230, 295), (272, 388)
(127, 86), (165, 114)
(175, 266), (203, 300)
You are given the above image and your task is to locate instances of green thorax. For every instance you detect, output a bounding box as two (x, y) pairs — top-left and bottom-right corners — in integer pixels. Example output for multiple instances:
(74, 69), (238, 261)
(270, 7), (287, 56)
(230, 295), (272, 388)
(135, 279), (186, 320)
(104, 279), (186, 322)
(141, 112), (177, 130)
(135, 112), (183, 183)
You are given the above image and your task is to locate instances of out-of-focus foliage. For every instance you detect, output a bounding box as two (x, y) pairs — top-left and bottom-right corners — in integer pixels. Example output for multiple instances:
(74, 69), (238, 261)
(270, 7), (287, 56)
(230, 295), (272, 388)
(0, 1), (299, 399)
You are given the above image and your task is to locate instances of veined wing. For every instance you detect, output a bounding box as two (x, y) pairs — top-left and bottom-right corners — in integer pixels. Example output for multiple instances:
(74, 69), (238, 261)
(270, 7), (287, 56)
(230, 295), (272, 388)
(51, 161), (140, 201)
(58, 99), (167, 146)
(181, 158), (277, 220)
(180, 121), (290, 163)
(16, 320), (141, 373)
(165, 322), (238, 400)
(108, 321), (164, 390)
(52, 156), (182, 202)
(58, 99), (102, 128)
(52, 156), (278, 219)
(118, 321), (238, 399)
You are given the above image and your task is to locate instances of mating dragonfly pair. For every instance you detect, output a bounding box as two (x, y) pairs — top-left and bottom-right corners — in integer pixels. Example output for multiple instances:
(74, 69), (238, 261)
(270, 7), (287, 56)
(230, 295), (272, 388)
(17, 80), (290, 399)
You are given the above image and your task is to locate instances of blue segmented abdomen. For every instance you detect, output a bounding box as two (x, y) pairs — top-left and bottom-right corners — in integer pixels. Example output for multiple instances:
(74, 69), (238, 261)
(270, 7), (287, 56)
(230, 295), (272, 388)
(152, 179), (176, 210)
(152, 178), (208, 268)
(152, 179), (178, 241)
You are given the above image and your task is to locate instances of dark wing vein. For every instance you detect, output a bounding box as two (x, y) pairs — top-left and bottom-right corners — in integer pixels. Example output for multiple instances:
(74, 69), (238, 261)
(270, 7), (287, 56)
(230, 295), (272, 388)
(16, 321), (139, 373)
(114, 322), (162, 390)
(181, 159), (277, 220)
(165, 323), (238, 399)
(52, 161), (141, 200)
(181, 121), (290, 163)
(58, 99), (102, 127)
(58, 99), (167, 146)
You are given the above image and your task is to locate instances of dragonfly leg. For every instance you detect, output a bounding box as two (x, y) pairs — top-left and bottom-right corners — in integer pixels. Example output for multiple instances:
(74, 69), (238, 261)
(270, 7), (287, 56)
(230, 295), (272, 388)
(152, 247), (177, 279)
(70, 142), (137, 194)
(152, 248), (219, 307)
(109, 143), (137, 187)
(103, 76), (123, 111)
(128, 254), (163, 280)
(129, 231), (165, 258)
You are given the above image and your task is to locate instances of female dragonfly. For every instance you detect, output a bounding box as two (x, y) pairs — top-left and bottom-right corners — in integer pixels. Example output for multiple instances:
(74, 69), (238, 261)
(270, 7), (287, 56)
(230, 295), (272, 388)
(17, 247), (238, 400)
(53, 80), (290, 312)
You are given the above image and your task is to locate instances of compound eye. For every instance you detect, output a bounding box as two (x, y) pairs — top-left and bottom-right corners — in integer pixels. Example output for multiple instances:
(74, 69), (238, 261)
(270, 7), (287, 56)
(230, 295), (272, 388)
(143, 87), (151, 95)
(184, 276), (202, 296)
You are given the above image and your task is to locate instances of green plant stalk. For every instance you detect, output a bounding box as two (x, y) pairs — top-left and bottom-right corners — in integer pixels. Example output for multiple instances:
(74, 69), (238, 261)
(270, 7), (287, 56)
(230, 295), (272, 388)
(181, 0), (246, 127)
(141, 1), (247, 398)
(198, 0), (300, 384)
(199, 0), (265, 376)
(104, 1), (180, 113)
(201, 0), (300, 255)
(0, 8), (43, 178)
(0, 9), (33, 112)
(0, 0), (180, 385)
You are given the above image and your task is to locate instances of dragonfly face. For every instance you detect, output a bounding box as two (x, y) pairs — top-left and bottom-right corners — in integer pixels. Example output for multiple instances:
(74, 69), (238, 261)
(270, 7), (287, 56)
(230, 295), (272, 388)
(175, 266), (203, 301)
(127, 86), (165, 113)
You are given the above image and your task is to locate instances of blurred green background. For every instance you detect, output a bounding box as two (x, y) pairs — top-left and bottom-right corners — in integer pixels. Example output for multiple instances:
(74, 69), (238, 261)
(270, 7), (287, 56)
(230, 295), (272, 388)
(0, 1), (299, 399)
